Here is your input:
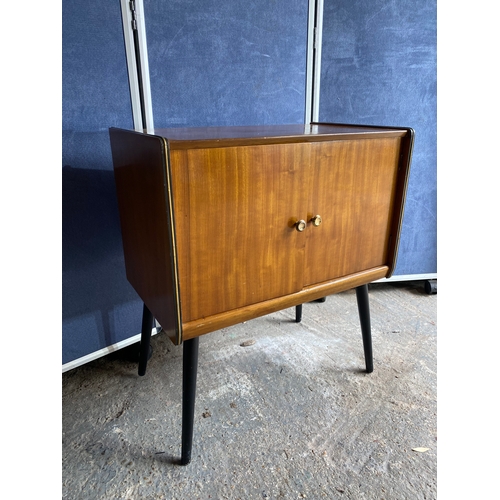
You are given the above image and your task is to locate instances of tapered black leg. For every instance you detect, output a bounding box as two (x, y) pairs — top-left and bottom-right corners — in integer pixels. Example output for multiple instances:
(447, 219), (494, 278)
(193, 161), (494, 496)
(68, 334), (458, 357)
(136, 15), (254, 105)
(296, 298), (327, 322)
(180, 337), (200, 465)
(138, 303), (154, 376)
(295, 304), (303, 323)
(355, 284), (373, 373)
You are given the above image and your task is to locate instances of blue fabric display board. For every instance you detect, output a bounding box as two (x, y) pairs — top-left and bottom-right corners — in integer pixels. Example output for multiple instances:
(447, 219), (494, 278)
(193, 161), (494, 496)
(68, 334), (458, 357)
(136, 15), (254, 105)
(62, 0), (308, 367)
(145, 0), (308, 128)
(63, 0), (136, 366)
(319, 0), (437, 275)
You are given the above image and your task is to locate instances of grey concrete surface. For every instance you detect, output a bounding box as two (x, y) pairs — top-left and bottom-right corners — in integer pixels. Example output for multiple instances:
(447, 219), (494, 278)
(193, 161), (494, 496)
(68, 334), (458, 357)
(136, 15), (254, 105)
(62, 282), (437, 499)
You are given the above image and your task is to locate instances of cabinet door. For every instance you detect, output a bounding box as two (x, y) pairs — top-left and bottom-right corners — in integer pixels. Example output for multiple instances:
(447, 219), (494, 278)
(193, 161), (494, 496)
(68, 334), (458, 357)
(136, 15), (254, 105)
(304, 138), (401, 286)
(170, 143), (311, 322)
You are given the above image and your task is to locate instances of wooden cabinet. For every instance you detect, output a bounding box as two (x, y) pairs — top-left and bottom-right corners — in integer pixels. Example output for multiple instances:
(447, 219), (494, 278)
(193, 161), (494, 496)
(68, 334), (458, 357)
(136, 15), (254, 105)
(109, 122), (414, 464)
(110, 123), (413, 346)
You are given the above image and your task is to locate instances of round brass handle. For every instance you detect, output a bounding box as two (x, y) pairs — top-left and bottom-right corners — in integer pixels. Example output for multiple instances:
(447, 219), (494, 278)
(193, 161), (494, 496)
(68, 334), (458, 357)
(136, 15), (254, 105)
(295, 220), (307, 232)
(311, 215), (322, 227)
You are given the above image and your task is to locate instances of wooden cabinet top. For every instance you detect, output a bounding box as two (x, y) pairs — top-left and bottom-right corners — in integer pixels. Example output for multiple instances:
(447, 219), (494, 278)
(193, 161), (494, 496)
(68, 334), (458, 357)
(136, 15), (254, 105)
(148, 123), (409, 149)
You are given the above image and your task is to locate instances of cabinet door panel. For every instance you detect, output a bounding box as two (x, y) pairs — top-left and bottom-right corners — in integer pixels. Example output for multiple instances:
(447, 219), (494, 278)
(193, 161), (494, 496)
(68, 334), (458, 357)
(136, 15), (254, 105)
(305, 138), (401, 285)
(171, 143), (310, 322)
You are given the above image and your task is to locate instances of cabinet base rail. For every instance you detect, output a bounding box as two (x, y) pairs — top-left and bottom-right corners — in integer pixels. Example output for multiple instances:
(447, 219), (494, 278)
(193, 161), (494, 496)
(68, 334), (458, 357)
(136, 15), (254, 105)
(136, 284), (374, 464)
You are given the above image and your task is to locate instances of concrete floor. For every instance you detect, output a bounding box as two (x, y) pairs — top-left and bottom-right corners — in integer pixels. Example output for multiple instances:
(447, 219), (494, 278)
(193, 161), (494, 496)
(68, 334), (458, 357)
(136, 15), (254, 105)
(62, 281), (437, 499)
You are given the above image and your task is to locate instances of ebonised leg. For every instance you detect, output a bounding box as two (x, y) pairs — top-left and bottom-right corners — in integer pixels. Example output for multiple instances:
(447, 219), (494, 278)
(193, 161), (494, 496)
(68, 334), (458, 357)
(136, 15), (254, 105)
(296, 297), (327, 322)
(180, 337), (200, 465)
(138, 303), (154, 376)
(295, 304), (303, 323)
(355, 284), (373, 373)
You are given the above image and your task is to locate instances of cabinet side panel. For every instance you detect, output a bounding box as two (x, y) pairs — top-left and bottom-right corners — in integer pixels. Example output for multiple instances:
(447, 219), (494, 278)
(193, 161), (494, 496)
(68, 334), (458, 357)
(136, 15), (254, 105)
(386, 129), (414, 277)
(109, 129), (181, 344)
(305, 138), (401, 285)
(170, 144), (310, 322)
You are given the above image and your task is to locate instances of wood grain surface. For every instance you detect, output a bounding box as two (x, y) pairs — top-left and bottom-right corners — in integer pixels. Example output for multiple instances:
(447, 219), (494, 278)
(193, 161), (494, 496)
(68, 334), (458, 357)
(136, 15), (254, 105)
(170, 143), (309, 322)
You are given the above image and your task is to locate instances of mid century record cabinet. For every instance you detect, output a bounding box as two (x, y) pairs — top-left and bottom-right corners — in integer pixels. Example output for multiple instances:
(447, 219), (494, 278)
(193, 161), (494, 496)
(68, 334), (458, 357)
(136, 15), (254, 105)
(109, 123), (414, 464)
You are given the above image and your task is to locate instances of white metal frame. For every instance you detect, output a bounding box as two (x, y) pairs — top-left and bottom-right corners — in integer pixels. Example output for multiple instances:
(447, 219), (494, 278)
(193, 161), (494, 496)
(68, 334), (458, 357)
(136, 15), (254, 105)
(62, 326), (161, 373)
(119, 0), (154, 131)
(374, 273), (437, 283)
(305, 0), (324, 124)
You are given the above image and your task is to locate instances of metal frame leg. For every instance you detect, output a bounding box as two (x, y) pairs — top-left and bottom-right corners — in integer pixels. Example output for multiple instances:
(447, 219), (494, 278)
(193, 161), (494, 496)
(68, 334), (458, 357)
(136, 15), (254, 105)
(138, 303), (154, 376)
(355, 284), (373, 373)
(180, 337), (199, 465)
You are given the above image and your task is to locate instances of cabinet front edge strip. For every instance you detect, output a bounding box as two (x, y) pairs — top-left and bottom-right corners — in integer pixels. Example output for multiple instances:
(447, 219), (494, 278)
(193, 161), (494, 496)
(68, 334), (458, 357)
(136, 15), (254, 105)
(162, 137), (183, 344)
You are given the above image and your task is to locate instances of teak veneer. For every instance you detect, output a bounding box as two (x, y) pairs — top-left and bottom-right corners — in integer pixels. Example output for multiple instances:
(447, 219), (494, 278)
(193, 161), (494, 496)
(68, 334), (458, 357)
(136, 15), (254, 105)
(109, 122), (414, 464)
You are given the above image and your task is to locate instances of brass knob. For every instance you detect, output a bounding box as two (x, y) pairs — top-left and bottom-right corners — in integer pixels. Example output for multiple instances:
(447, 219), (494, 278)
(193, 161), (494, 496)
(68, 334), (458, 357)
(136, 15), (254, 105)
(311, 215), (322, 227)
(295, 220), (307, 232)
